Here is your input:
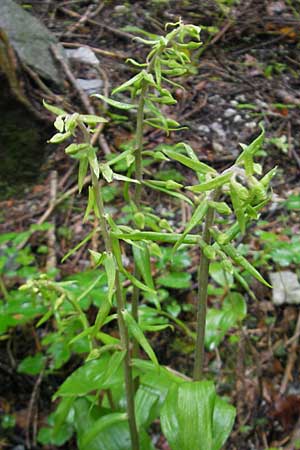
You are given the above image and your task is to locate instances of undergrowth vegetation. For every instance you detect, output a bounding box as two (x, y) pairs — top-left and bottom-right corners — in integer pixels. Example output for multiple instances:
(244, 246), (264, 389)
(0, 20), (279, 450)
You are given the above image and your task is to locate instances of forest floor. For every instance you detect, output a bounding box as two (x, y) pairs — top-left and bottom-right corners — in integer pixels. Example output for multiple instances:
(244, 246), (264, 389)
(1, 1), (300, 449)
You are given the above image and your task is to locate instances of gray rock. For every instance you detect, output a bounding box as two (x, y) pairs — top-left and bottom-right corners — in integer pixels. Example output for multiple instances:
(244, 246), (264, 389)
(212, 141), (224, 153)
(245, 121), (257, 129)
(0, 0), (64, 84)
(233, 114), (243, 123)
(236, 94), (246, 102)
(66, 47), (99, 66)
(224, 108), (236, 118)
(75, 78), (103, 94)
(269, 271), (300, 305)
(230, 100), (238, 107)
(211, 122), (226, 139)
(197, 124), (210, 134)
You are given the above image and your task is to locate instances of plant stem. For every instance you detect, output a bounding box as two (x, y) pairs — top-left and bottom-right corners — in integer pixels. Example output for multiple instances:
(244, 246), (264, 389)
(193, 204), (215, 381)
(91, 170), (140, 450)
(131, 80), (148, 358)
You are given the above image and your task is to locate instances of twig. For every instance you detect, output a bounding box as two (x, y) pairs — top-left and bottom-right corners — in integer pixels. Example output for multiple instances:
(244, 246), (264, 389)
(51, 44), (95, 115)
(61, 41), (127, 59)
(26, 369), (44, 449)
(280, 309), (300, 395)
(59, 6), (135, 40)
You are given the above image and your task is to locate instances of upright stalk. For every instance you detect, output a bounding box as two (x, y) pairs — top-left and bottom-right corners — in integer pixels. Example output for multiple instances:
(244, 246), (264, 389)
(132, 81), (148, 357)
(91, 171), (139, 450)
(193, 204), (215, 381)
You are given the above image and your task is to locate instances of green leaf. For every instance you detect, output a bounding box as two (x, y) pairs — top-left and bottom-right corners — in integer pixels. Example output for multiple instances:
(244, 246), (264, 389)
(133, 243), (155, 290)
(223, 292), (247, 321)
(157, 272), (191, 289)
(54, 355), (110, 398)
(144, 181), (193, 206)
(285, 194), (300, 211)
(161, 381), (216, 450)
(17, 353), (45, 375)
(92, 94), (136, 110)
(104, 253), (116, 304)
(49, 132), (71, 144)
(62, 230), (96, 262)
(79, 114), (108, 124)
(163, 147), (216, 174)
(187, 172), (232, 193)
(43, 100), (66, 116)
(99, 163), (114, 182)
(212, 397), (235, 450)
(230, 181), (246, 234)
(122, 310), (158, 365)
(88, 147), (99, 179)
(220, 242), (271, 287)
(236, 123), (265, 165)
(173, 200), (208, 252)
(81, 413), (127, 448)
(78, 157), (88, 193)
(54, 116), (64, 132)
(84, 186), (96, 221)
(112, 72), (144, 95)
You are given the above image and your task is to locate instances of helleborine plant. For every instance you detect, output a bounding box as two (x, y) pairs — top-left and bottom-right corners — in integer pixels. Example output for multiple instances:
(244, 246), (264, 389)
(33, 20), (274, 450)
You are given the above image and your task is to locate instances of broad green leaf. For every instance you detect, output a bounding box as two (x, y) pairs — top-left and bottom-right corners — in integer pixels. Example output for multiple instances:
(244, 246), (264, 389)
(54, 354), (110, 398)
(157, 272), (191, 289)
(173, 200), (208, 252)
(122, 310), (158, 365)
(209, 261), (233, 287)
(163, 148), (215, 174)
(78, 157), (88, 193)
(133, 243), (155, 290)
(135, 383), (160, 429)
(53, 397), (75, 436)
(102, 350), (126, 389)
(92, 94), (136, 110)
(43, 100), (66, 116)
(223, 292), (247, 321)
(212, 397), (235, 450)
(81, 413), (127, 447)
(187, 172), (232, 193)
(160, 381), (216, 450)
(104, 253), (116, 304)
(17, 353), (45, 375)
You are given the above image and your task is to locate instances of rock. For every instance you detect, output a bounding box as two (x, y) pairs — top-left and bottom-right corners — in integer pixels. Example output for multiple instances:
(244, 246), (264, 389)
(269, 271), (300, 305)
(236, 94), (246, 102)
(212, 141), (224, 153)
(66, 47), (99, 66)
(230, 100), (238, 107)
(0, 0), (64, 84)
(245, 121), (257, 129)
(197, 124), (210, 134)
(224, 108), (236, 118)
(75, 78), (103, 94)
(209, 95), (224, 104)
(211, 122), (226, 139)
(233, 114), (243, 123)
